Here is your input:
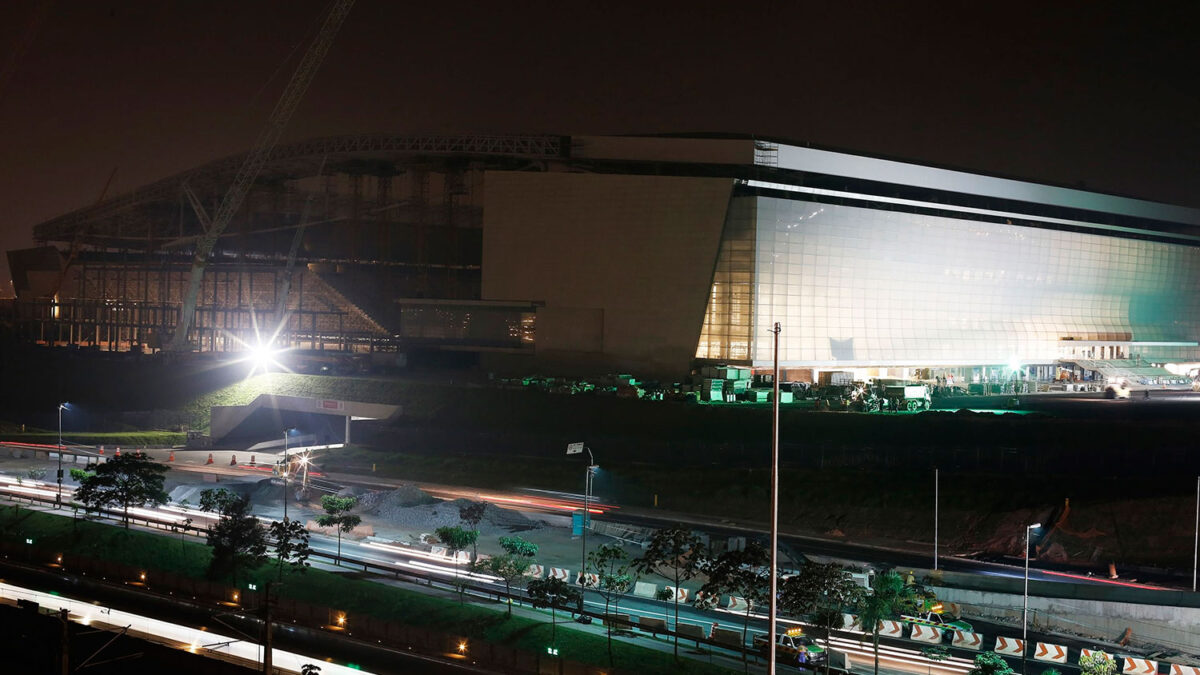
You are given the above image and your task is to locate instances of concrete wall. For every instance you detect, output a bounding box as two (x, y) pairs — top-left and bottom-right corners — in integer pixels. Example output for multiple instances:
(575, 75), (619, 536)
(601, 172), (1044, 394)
(934, 585), (1200, 653)
(482, 171), (733, 376)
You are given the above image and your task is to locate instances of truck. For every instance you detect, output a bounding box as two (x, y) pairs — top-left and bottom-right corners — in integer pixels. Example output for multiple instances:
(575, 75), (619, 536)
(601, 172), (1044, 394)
(753, 627), (827, 667)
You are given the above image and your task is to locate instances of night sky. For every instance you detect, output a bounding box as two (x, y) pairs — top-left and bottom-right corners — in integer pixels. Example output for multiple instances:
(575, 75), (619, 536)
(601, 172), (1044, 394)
(1, 1), (1198, 295)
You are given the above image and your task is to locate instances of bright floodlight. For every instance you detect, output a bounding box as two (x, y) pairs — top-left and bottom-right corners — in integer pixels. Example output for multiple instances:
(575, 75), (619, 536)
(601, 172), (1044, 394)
(1029, 522), (1041, 529)
(1008, 358), (1021, 372)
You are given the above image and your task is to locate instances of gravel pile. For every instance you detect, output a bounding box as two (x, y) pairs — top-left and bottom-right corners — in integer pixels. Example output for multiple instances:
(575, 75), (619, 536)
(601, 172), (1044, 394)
(365, 490), (540, 534)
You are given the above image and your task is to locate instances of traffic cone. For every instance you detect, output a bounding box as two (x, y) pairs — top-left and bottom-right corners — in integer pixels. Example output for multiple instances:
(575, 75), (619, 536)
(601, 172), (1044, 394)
(168, 451), (175, 462)
(206, 453), (214, 465)
(249, 454), (256, 466)
(230, 454), (237, 466)
(115, 447), (121, 457)
(98, 446), (105, 455)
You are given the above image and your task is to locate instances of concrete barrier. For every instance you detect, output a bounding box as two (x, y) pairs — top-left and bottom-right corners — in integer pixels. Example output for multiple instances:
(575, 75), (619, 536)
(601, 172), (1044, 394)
(1081, 649), (1112, 662)
(842, 613), (860, 630)
(577, 572), (598, 587)
(1034, 642), (1068, 664)
(878, 620), (903, 638)
(633, 581), (657, 599)
(909, 624), (942, 643)
(952, 630), (983, 650)
(727, 596), (750, 612)
(994, 636), (1024, 656)
(525, 564), (544, 578)
(1122, 658), (1158, 675)
(1170, 665), (1200, 675)
(548, 567), (570, 581)
(665, 586), (688, 603)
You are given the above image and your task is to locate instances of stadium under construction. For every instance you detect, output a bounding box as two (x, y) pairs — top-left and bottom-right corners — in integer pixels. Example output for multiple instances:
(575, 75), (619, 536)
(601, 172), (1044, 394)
(7, 133), (1200, 382)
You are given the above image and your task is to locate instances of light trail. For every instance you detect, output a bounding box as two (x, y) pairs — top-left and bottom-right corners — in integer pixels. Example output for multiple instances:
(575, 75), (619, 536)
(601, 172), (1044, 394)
(0, 580), (375, 674)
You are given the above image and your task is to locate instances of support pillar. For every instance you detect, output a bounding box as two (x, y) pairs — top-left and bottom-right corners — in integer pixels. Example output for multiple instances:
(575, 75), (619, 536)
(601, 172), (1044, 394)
(344, 416), (351, 445)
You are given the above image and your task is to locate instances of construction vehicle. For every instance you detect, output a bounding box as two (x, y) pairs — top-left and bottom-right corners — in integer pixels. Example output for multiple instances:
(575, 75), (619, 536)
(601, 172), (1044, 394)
(754, 627), (827, 667)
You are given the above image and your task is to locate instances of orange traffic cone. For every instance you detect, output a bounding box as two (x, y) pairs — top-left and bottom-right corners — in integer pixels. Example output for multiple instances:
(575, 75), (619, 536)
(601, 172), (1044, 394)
(230, 454), (237, 466)
(206, 453), (214, 465)
(115, 447), (121, 457)
(168, 451), (175, 462)
(98, 446), (105, 455)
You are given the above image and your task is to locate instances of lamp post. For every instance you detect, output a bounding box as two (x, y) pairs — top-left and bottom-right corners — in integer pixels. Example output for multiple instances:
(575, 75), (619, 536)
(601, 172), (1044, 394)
(56, 403), (68, 508)
(1193, 475), (1198, 592)
(934, 468), (939, 571)
(1023, 522), (1041, 673)
(768, 321), (781, 675)
(566, 442), (595, 582)
(282, 429), (290, 522)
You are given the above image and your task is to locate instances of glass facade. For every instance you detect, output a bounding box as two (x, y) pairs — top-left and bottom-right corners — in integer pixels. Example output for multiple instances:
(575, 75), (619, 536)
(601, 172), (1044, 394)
(700, 195), (1200, 367)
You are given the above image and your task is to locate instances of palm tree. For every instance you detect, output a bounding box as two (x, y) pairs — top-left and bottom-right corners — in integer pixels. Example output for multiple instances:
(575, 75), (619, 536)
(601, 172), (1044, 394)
(855, 570), (918, 675)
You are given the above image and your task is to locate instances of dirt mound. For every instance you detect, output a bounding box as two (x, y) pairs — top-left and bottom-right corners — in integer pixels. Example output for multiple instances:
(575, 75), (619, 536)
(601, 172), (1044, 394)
(358, 483), (439, 512)
(367, 494), (540, 534)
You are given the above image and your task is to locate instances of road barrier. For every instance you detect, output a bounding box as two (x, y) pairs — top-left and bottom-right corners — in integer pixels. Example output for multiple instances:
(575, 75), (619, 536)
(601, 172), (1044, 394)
(994, 636), (1025, 656)
(665, 586), (688, 603)
(548, 567), (570, 581)
(1035, 642), (1068, 664)
(952, 630), (982, 650)
(1170, 665), (1200, 675)
(633, 581), (657, 599)
(726, 596), (750, 612)
(1122, 658), (1158, 675)
(878, 620), (903, 638)
(909, 624), (942, 643)
(577, 572), (598, 587)
(842, 613), (860, 630)
(1081, 650), (1113, 662)
(524, 564), (543, 578)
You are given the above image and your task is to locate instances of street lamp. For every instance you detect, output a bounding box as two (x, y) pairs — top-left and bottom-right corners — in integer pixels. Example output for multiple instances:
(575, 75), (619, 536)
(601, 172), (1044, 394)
(56, 403), (69, 508)
(1023, 522), (1041, 673)
(282, 428), (296, 521)
(566, 443), (597, 580)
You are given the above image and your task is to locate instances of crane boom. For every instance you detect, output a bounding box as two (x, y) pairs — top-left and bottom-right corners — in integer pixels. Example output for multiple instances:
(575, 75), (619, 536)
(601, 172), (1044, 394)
(168, 0), (355, 352)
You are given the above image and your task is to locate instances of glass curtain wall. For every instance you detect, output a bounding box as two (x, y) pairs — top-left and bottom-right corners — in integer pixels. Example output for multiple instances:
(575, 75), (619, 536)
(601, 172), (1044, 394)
(696, 198), (756, 361)
(750, 197), (1200, 366)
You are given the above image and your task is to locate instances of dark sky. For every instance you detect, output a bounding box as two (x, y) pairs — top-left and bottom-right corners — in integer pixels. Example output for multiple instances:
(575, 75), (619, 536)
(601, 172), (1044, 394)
(1, 1), (1198, 295)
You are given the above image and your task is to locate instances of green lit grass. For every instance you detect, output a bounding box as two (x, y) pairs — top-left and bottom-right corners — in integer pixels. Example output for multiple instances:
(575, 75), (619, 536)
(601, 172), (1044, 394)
(0, 507), (735, 675)
(2, 431), (186, 447)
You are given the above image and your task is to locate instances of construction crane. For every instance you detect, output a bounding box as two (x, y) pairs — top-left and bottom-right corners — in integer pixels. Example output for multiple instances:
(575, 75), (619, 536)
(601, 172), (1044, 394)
(48, 167), (118, 303)
(167, 0), (355, 352)
(275, 156), (327, 322)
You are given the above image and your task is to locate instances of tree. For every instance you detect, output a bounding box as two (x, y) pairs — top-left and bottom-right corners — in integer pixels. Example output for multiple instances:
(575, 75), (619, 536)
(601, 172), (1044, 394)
(316, 495), (361, 565)
(632, 527), (707, 660)
(780, 561), (865, 675)
(300, 665), (321, 675)
(1079, 653), (1116, 675)
(702, 542), (770, 673)
(68, 467), (93, 483)
(855, 570), (920, 675)
(968, 651), (1015, 675)
(435, 525), (479, 603)
(74, 453), (169, 528)
(458, 501), (487, 561)
(585, 543), (637, 667)
(268, 518), (312, 580)
(527, 576), (580, 644)
(199, 487), (241, 514)
(486, 553), (530, 617)
(499, 535), (538, 558)
(205, 494), (267, 584)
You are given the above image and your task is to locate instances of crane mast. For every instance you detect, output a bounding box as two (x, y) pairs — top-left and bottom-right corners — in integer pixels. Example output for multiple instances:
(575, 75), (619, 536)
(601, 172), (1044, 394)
(168, 0), (355, 352)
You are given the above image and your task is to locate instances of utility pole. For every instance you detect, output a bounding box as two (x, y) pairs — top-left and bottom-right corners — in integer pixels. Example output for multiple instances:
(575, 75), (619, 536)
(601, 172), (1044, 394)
(1194, 475), (1198, 592)
(934, 468), (939, 571)
(59, 607), (70, 675)
(768, 321), (781, 675)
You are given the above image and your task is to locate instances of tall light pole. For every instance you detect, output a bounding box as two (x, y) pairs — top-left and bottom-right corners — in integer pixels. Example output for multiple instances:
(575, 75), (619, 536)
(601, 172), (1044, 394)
(282, 429), (291, 522)
(1023, 522), (1041, 674)
(1193, 476), (1198, 592)
(768, 321), (781, 675)
(566, 442), (595, 581)
(934, 468), (939, 570)
(56, 403), (68, 508)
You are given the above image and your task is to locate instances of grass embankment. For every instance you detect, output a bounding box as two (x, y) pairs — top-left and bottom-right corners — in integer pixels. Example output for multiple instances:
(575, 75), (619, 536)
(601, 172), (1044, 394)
(1, 431), (186, 447)
(0, 507), (735, 675)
